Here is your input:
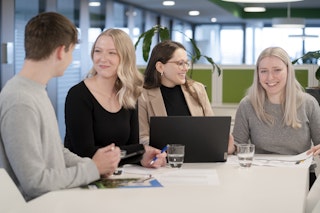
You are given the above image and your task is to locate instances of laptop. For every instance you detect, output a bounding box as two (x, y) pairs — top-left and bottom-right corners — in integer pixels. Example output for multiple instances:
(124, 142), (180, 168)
(149, 116), (231, 163)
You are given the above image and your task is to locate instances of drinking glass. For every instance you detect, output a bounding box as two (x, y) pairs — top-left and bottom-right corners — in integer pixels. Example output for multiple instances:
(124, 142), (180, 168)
(237, 144), (255, 168)
(167, 144), (185, 168)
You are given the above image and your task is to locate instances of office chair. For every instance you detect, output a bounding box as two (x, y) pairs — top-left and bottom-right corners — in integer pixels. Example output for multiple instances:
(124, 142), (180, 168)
(0, 168), (26, 212)
(306, 172), (320, 213)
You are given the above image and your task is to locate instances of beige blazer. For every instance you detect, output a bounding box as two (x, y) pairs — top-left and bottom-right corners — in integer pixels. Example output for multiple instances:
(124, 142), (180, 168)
(138, 82), (213, 144)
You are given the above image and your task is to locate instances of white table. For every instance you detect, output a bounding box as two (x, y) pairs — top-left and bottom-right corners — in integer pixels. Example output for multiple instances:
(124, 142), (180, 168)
(12, 162), (309, 213)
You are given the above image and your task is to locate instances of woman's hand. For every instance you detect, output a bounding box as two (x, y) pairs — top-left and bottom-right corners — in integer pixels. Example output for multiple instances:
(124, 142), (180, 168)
(140, 145), (167, 168)
(307, 144), (320, 156)
(227, 134), (236, 154)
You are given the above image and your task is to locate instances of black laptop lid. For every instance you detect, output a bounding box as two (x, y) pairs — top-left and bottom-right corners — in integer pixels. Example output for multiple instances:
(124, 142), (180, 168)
(149, 116), (231, 163)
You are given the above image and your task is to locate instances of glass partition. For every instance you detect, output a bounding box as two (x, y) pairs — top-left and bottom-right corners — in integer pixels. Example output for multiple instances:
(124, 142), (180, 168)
(15, 0), (45, 73)
(56, 0), (81, 139)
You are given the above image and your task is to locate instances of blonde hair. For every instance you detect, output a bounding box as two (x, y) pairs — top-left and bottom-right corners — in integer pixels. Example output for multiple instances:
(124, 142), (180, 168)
(87, 29), (143, 109)
(247, 46), (304, 128)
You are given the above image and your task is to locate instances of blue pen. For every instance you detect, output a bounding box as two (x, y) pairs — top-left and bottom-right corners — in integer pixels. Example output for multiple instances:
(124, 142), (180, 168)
(150, 145), (168, 165)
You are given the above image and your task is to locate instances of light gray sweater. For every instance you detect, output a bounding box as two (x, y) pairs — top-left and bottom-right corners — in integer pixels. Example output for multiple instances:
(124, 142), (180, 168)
(0, 75), (99, 201)
(233, 95), (320, 154)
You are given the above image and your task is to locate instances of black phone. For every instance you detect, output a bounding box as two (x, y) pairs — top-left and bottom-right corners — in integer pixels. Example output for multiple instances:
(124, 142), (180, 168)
(121, 149), (145, 159)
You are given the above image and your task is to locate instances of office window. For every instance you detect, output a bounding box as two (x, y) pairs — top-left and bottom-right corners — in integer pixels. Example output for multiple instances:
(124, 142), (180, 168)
(172, 21), (193, 62)
(246, 26), (320, 64)
(135, 11), (158, 65)
(245, 27), (254, 64)
(56, 0), (81, 139)
(304, 28), (320, 64)
(122, 6), (143, 54)
(15, 0), (44, 73)
(89, 0), (104, 29)
(195, 24), (221, 64)
(130, 7), (144, 38)
(258, 27), (303, 60)
(220, 26), (244, 64)
(114, 2), (126, 28)
(87, 28), (102, 70)
(130, 8), (147, 65)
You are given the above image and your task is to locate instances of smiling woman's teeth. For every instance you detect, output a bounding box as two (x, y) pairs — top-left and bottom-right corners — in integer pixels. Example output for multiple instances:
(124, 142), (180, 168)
(267, 82), (277, 86)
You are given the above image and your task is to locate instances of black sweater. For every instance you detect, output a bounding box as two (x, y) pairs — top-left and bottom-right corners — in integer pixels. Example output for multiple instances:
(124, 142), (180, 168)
(64, 81), (143, 165)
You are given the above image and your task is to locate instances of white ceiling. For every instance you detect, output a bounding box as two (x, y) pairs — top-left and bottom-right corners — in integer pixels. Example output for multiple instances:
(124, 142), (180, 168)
(117, 0), (320, 26)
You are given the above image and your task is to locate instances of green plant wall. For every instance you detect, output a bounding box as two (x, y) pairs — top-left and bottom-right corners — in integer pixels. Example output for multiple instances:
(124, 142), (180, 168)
(139, 67), (309, 104)
(222, 68), (309, 103)
(187, 69), (212, 102)
(222, 69), (254, 103)
(295, 69), (309, 88)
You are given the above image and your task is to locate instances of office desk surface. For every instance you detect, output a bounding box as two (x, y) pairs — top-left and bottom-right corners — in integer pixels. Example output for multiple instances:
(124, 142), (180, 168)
(19, 163), (308, 213)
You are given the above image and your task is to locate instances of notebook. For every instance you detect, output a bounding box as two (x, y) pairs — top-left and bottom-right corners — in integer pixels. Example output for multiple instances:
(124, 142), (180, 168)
(149, 116), (231, 163)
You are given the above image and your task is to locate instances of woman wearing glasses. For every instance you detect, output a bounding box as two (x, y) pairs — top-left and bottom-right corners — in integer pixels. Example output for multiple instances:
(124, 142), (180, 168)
(138, 40), (235, 153)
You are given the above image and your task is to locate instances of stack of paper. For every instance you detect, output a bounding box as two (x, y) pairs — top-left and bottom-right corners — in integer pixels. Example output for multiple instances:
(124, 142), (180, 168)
(227, 151), (313, 168)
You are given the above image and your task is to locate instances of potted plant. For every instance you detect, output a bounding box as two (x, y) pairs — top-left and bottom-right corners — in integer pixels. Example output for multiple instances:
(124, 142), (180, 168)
(292, 50), (320, 104)
(134, 25), (221, 79)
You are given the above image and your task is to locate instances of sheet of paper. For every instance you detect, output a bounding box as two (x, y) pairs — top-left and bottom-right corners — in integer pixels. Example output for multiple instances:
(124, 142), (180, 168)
(227, 151), (313, 168)
(122, 165), (220, 186)
(155, 169), (220, 186)
(122, 164), (171, 176)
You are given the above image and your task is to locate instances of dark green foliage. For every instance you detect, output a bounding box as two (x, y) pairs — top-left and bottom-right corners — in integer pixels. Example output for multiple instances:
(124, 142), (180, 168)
(135, 25), (221, 78)
(292, 50), (320, 81)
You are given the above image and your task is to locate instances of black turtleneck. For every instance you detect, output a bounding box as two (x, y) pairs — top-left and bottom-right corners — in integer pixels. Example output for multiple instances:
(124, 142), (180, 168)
(160, 85), (191, 116)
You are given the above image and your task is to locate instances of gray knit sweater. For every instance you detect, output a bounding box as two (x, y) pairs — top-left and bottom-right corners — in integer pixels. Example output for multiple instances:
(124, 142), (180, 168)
(233, 95), (320, 154)
(0, 75), (99, 201)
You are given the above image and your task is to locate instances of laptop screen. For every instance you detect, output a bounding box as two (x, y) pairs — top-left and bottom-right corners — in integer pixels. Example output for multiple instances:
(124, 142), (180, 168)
(149, 116), (231, 163)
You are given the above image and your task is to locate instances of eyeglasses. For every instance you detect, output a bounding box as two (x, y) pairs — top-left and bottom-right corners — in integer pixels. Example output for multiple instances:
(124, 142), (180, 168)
(166, 60), (191, 69)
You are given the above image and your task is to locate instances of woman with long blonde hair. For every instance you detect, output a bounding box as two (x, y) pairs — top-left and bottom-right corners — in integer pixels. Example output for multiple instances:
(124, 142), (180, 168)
(64, 29), (166, 168)
(233, 46), (320, 155)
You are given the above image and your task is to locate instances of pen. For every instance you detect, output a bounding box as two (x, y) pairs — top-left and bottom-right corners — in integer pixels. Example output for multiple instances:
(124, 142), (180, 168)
(150, 145), (168, 165)
(121, 150), (145, 159)
(295, 159), (305, 165)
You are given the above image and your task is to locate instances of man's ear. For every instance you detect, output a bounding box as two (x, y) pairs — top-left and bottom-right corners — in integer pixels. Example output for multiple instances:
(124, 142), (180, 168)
(56, 45), (66, 60)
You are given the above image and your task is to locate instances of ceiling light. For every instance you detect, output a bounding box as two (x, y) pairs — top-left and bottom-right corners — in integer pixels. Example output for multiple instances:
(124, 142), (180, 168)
(244, 7), (266, 12)
(272, 3), (305, 28)
(162, 1), (175, 6)
(222, 0), (302, 2)
(289, 34), (319, 40)
(125, 10), (137, 17)
(88, 2), (100, 7)
(188, 11), (200, 16)
(211, 17), (217, 23)
(272, 18), (305, 28)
